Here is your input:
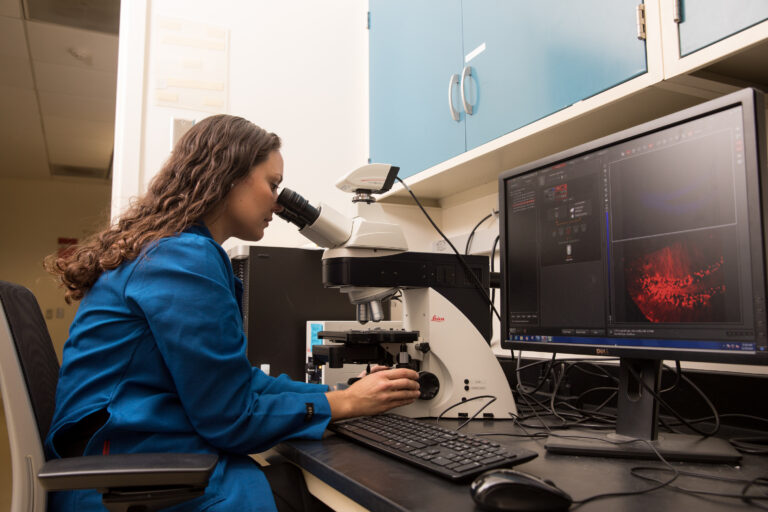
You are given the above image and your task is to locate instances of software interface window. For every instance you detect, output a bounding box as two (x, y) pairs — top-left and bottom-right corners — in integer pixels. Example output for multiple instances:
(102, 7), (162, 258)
(504, 106), (761, 354)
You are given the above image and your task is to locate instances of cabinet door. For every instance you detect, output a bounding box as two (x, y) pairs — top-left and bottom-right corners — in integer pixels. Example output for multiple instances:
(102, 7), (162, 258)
(462, 0), (648, 151)
(369, 0), (465, 180)
(677, 0), (768, 57)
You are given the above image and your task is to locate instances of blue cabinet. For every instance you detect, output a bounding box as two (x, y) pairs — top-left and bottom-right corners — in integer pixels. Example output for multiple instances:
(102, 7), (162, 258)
(677, 0), (768, 57)
(369, 1), (648, 180)
(369, 0), (465, 181)
(461, 1), (647, 151)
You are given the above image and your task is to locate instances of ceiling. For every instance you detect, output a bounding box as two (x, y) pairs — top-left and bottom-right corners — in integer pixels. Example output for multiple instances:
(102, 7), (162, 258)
(0, 0), (119, 181)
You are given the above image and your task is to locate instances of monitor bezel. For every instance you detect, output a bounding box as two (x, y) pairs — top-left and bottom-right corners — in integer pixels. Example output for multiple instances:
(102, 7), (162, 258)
(498, 87), (768, 365)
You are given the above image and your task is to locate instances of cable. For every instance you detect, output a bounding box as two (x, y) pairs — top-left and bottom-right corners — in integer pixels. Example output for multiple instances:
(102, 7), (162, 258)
(396, 177), (501, 321)
(513, 354), (768, 463)
(729, 436), (768, 455)
(630, 467), (768, 507)
(491, 235), (500, 270)
(507, 356), (766, 507)
(434, 395), (497, 430)
(513, 356), (735, 438)
(547, 363), (570, 425)
(660, 360), (682, 394)
(456, 396), (497, 431)
(743, 477), (768, 510)
(475, 425), (768, 509)
(514, 353), (560, 431)
(516, 352), (558, 396)
(490, 235), (500, 306)
(517, 356), (725, 438)
(518, 431), (682, 508)
(465, 212), (495, 255)
(665, 413), (768, 430)
(626, 363), (720, 437)
(506, 411), (537, 440)
(514, 356), (620, 427)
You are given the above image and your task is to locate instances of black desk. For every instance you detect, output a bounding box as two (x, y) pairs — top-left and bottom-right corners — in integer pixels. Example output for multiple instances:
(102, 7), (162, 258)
(277, 419), (767, 512)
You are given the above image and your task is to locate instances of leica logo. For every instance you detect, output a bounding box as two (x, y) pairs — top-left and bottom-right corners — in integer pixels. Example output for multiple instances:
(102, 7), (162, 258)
(431, 315), (445, 322)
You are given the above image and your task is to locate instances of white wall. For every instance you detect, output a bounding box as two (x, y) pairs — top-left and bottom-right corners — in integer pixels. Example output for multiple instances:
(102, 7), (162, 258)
(113, 0), (441, 251)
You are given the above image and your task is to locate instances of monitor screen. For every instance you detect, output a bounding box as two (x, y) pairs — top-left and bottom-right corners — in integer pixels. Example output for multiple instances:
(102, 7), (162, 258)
(500, 88), (768, 365)
(498, 88), (767, 462)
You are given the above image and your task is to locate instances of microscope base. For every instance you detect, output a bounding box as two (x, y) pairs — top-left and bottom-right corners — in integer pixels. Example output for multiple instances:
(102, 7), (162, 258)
(390, 288), (518, 420)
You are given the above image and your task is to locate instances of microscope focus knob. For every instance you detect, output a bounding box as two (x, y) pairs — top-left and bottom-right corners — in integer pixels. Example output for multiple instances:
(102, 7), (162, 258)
(417, 371), (439, 400)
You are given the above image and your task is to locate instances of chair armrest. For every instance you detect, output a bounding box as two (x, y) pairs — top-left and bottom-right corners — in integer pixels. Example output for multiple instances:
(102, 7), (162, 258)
(38, 453), (218, 491)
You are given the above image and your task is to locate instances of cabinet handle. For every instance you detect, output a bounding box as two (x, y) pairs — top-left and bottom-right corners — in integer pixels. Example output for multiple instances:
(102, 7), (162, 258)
(460, 65), (474, 115)
(448, 73), (460, 121)
(673, 0), (681, 23)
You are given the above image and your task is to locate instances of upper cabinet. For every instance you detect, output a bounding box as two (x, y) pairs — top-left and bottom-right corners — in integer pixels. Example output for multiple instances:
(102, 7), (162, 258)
(676, 0), (768, 57)
(660, 0), (768, 82)
(460, 1), (647, 152)
(375, 1), (767, 205)
(370, 0), (649, 180)
(369, 0), (465, 182)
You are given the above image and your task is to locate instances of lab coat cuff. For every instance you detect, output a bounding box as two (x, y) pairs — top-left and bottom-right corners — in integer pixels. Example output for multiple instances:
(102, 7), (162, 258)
(303, 392), (333, 436)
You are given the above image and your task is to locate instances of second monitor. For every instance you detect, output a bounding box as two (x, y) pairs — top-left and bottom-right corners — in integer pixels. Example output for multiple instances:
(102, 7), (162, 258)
(499, 87), (768, 462)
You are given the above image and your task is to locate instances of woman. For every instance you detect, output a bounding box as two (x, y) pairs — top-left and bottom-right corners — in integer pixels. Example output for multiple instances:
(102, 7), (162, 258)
(44, 114), (421, 511)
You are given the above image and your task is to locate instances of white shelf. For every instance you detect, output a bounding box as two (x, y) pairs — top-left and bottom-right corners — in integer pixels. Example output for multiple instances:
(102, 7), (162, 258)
(382, 79), (734, 207)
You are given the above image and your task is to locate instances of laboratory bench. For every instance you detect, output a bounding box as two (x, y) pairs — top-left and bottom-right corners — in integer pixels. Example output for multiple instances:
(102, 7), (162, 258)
(276, 418), (768, 512)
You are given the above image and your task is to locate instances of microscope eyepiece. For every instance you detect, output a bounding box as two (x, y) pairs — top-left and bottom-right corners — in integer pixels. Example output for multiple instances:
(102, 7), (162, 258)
(276, 187), (354, 248)
(276, 188), (320, 229)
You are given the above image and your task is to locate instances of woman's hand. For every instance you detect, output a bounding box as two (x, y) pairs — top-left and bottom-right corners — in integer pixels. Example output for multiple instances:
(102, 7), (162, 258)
(356, 364), (390, 378)
(326, 368), (421, 421)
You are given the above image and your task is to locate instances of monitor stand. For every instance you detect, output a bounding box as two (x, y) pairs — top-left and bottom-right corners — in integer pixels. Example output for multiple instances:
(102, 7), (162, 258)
(544, 358), (741, 464)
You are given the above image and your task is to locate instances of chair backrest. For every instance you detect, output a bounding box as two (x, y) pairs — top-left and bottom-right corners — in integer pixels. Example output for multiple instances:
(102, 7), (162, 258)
(0, 280), (61, 512)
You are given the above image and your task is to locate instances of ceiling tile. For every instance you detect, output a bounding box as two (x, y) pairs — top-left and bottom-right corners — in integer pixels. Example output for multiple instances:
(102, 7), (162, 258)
(0, 16), (29, 59)
(0, 85), (49, 179)
(38, 91), (115, 123)
(33, 60), (117, 99)
(0, 0), (22, 18)
(26, 20), (119, 72)
(0, 54), (35, 89)
(25, 0), (119, 35)
(43, 115), (114, 168)
(0, 17), (34, 88)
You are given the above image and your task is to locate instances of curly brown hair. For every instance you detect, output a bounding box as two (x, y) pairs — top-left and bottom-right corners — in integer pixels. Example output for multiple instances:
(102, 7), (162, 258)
(45, 114), (281, 303)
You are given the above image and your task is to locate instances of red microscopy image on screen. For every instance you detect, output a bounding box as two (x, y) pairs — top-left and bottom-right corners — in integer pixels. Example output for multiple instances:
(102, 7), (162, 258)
(625, 241), (726, 323)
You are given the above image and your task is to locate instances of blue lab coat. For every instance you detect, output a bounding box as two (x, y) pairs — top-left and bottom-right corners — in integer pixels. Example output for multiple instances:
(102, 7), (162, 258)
(45, 224), (332, 511)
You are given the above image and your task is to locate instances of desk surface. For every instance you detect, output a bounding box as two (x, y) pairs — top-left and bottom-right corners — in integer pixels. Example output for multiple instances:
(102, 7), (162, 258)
(277, 419), (767, 512)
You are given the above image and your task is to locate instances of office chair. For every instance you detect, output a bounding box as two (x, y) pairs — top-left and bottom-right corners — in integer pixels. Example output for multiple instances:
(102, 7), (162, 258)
(0, 280), (218, 512)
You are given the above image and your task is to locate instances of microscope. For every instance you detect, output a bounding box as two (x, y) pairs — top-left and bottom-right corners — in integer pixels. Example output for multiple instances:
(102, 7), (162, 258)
(276, 164), (517, 419)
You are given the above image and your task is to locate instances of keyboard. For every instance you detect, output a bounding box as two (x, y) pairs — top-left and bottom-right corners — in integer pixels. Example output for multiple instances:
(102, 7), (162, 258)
(329, 414), (537, 481)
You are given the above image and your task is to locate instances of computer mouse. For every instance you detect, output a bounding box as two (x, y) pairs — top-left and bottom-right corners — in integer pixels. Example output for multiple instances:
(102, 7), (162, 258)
(470, 468), (573, 512)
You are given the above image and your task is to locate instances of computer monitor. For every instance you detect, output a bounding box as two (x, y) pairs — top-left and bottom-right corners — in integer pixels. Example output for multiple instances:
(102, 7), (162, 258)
(498, 88), (768, 463)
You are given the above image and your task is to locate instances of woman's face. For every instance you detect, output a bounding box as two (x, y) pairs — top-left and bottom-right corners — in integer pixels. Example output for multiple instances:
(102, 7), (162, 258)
(222, 150), (284, 242)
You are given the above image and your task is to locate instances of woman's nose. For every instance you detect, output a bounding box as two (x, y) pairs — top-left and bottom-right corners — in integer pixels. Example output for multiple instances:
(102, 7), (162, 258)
(272, 202), (284, 213)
